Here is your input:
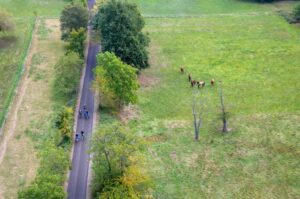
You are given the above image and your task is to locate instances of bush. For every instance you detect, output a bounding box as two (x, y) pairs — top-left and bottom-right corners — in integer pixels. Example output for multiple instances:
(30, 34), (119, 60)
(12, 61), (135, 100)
(93, 1), (150, 69)
(294, 4), (300, 21)
(66, 27), (86, 59)
(60, 4), (88, 40)
(54, 52), (83, 99)
(55, 107), (73, 142)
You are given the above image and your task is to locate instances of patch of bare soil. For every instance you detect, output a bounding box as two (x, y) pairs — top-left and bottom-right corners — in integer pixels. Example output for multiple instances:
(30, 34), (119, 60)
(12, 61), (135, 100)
(119, 104), (140, 124)
(170, 151), (180, 163)
(145, 133), (168, 143)
(164, 120), (189, 129)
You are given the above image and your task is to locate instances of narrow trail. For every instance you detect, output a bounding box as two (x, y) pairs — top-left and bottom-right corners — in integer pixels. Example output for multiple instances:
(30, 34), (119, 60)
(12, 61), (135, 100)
(0, 19), (37, 165)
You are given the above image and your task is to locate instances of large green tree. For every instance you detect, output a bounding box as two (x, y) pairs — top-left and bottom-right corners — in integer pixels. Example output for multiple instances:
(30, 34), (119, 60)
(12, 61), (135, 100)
(91, 122), (150, 198)
(60, 4), (88, 40)
(93, 0), (150, 69)
(94, 52), (139, 107)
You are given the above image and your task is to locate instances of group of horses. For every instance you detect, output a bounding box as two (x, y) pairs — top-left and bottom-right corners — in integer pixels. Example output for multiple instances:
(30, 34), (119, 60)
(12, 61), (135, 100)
(180, 67), (215, 88)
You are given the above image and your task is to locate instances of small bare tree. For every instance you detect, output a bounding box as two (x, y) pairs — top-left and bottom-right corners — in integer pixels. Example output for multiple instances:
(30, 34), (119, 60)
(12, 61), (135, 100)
(219, 81), (229, 133)
(192, 89), (204, 141)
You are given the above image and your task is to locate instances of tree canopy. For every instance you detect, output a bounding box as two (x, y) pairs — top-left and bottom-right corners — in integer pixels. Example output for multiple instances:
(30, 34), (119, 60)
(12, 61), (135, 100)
(93, 0), (150, 69)
(94, 52), (139, 107)
(60, 4), (88, 40)
(294, 4), (300, 21)
(91, 122), (150, 198)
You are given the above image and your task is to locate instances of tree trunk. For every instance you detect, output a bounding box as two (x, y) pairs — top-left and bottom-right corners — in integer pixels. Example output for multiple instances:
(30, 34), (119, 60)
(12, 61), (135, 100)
(222, 118), (228, 133)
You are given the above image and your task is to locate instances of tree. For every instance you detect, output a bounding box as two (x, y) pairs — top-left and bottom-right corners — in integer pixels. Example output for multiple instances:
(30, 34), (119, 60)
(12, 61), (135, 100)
(60, 4), (88, 40)
(66, 28), (86, 58)
(55, 107), (73, 141)
(94, 52), (139, 107)
(93, 0), (150, 69)
(294, 4), (300, 22)
(219, 81), (229, 133)
(54, 52), (83, 98)
(192, 89), (204, 141)
(91, 122), (150, 198)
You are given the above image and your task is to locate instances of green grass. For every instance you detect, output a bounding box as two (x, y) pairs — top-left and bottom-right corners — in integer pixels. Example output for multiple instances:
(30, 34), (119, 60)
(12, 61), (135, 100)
(0, 0), (68, 17)
(0, 17), (35, 128)
(122, 1), (300, 198)
(0, 0), (68, 129)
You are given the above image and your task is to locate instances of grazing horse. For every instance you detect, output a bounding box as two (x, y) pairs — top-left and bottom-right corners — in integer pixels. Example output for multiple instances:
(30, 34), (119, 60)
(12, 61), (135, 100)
(211, 79), (215, 86)
(188, 74), (192, 82)
(198, 81), (205, 88)
(191, 80), (196, 87)
(180, 67), (184, 73)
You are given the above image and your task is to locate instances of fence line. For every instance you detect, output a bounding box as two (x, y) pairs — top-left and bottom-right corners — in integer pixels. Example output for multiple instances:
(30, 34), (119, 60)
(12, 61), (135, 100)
(0, 17), (37, 136)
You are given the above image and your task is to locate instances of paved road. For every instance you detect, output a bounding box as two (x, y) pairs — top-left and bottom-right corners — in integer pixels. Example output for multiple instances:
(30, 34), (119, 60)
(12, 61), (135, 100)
(67, 1), (100, 198)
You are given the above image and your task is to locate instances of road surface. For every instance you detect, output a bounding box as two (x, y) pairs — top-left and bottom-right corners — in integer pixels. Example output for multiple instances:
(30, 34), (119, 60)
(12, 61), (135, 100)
(67, 1), (99, 198)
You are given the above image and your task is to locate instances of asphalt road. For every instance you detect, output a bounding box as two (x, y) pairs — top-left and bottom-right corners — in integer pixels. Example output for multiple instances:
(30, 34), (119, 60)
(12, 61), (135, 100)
(67, 41), (99, 199)
(67, 1), (100, 196)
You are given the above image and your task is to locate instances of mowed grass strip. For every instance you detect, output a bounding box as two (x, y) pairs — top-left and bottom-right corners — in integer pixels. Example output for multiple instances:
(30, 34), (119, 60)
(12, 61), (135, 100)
(130, 12), (300, 199)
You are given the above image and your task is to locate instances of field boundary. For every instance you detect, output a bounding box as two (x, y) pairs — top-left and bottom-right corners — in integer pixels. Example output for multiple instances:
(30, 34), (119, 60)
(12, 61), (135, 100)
(143, 11), (272, 18)
(0, 17), (37, 136)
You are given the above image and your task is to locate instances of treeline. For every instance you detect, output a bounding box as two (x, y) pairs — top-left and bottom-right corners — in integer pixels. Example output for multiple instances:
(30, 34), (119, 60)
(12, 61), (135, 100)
(91, 0), (152, 198)
(18, 1), (88, 199)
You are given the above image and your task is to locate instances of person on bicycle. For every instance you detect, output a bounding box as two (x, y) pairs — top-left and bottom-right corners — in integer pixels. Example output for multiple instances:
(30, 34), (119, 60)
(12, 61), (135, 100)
(75, 133), (79, 142)
(79, 109), (83, 118)
(81, 130), (85, 140)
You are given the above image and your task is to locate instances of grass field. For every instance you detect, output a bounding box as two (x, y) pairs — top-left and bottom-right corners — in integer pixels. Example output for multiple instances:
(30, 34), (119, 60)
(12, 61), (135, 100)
(0, 18), (66, 198)
(118, 0), (300, 198)
(128, 0), (299, 16)
(0, 0), (68, 129)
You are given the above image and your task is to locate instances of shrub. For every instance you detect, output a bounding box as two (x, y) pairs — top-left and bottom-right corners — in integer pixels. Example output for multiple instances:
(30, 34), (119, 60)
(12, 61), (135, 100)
(54, 52), (83, 99)
(66, 27), (86, 59)
(294, 4), (300, 21)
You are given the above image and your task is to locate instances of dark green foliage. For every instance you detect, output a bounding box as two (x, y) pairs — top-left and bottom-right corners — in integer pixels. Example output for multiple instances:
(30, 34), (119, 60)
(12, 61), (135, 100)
(294, 4), (300, 21)
(66, 28), (86, 58)
(60, 4), (88, 40)
(54, 52), (83, 99)
(93, 0), (150, 69)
